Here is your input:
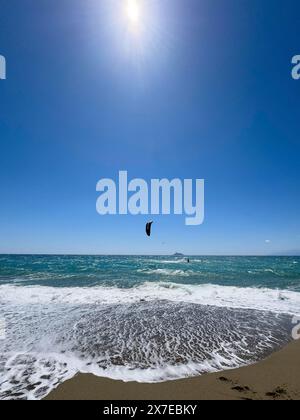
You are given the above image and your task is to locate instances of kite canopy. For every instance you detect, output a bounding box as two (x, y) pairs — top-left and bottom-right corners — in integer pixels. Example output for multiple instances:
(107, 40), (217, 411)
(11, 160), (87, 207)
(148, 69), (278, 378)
(146, 221), (153, 237)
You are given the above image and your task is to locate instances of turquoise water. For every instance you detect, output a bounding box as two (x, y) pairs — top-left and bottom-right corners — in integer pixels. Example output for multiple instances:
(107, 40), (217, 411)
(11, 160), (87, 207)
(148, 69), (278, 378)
(0, 255), (299, 400)
(0, 255), (299, 290)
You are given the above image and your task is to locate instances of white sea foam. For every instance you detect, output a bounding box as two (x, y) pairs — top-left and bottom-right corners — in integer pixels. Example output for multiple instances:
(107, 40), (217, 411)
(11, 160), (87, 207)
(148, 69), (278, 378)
(0, 282), (298, 400)
(148, 259), (188, 264)
(1, 282), (299, 315)
(137, 268), (192, 277)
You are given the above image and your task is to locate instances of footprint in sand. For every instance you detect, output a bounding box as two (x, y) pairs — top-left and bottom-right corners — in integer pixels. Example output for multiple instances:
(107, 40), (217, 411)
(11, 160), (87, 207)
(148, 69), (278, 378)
(218, 377), (256, 399)
(265, 387), (289, 399)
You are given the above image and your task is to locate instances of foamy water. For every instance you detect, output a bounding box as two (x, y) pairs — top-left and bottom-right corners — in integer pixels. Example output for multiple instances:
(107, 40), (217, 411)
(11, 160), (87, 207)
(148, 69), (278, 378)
(1, 282), (300, 314)
(0, 255), (299, 400)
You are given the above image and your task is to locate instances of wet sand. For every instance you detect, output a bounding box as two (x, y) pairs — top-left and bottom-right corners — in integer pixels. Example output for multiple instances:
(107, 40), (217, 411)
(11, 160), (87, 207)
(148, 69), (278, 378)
(45, 339), (300, 400)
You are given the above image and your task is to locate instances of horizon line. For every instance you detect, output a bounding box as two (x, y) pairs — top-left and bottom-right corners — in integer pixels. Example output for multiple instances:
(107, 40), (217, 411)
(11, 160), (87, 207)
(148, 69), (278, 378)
(0, 253), (299, 257)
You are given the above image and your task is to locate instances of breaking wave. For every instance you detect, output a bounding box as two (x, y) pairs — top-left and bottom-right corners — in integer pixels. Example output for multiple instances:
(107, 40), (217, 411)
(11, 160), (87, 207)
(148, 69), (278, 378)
(0, 282), (298, 400)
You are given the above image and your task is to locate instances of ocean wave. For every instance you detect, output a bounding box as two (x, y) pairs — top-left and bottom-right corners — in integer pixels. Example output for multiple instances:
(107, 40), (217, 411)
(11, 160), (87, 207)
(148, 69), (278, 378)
(1, 282), (299, 315)
(0, 298), (293, 400)
(148, 259), (188, 264)
(247, 268), (282, 276)
(264, 269), (281, 276)
(137, 268), (192, 277)
(1, 283), (299, 400)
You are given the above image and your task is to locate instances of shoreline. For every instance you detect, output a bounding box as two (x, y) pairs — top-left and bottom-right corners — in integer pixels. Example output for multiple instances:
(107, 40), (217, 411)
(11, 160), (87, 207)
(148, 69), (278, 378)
(45, 339), (300, 401)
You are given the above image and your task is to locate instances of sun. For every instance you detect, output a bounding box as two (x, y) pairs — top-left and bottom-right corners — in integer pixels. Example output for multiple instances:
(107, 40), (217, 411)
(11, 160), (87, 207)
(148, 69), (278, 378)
(126, 0), (140, 25)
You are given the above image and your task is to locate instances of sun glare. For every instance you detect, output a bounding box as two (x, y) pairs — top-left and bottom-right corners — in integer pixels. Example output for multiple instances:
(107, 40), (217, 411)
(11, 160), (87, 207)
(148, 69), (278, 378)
(126, 0), (140, 25)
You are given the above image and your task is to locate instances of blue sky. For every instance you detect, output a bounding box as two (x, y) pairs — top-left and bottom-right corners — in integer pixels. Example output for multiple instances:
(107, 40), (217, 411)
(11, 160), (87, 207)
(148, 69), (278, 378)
(0, 0), (299, 255)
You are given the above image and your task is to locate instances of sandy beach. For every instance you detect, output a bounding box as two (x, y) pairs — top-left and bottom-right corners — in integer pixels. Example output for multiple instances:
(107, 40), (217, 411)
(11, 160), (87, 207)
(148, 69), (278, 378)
(45, 339), (300, 401)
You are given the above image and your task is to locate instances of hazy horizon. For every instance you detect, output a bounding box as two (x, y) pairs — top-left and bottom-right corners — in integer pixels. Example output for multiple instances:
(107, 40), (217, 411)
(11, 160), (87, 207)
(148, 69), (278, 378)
(1, 252), (300, 257)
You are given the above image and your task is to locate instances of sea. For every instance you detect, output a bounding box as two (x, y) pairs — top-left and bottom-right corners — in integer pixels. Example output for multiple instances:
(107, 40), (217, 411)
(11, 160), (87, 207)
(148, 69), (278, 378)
(0, 255), (299, 400)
